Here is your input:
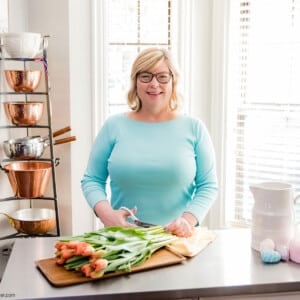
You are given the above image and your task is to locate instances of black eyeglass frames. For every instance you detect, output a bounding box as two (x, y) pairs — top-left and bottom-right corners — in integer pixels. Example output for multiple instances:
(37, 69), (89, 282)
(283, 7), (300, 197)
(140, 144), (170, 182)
(137, 72), (173, 84)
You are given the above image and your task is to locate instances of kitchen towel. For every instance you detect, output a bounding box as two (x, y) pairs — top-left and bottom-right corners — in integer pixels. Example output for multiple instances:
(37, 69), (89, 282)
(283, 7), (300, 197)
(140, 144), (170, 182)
(167, 227), (217, 257)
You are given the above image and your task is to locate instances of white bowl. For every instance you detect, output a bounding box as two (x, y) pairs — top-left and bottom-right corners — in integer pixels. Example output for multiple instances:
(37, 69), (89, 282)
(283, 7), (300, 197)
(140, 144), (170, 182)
(0, 32), (44, 58)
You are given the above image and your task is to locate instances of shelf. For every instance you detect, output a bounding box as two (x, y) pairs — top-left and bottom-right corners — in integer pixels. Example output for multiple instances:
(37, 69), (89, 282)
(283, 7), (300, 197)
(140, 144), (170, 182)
(0, 38), (60, 239)
(1, 157), (54, 163)
(0, 92), (48, 95)
(0, 232), (58, 240)
(0, 57), (44, 62)
(0, 125), (50, 129)
(0, 196), (57, 202)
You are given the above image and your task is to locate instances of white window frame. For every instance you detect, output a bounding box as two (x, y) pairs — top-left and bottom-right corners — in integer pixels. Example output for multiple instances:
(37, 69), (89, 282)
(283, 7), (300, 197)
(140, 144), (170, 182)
(91, 0), (108, 136)
(206, 0), (231, 229)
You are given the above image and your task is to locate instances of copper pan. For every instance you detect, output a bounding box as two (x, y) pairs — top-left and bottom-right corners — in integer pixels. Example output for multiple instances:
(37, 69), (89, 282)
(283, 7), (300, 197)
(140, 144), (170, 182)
(0, 208), (56, 235)
(1, 161), (53, 198)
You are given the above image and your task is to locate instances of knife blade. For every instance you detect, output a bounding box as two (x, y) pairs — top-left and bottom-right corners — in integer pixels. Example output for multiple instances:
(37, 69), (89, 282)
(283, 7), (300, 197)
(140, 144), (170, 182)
(120, 206), (157, 228)
(134, 220), (157, 228)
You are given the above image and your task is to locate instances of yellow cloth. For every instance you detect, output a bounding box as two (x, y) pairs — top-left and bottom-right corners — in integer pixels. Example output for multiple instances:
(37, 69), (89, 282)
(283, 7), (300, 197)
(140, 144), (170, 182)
(167, 227), (217, 257)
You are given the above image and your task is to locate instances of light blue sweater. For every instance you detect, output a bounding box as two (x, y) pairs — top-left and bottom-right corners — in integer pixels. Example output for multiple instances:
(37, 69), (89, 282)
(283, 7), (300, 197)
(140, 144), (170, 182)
(81, 113), (218, 225)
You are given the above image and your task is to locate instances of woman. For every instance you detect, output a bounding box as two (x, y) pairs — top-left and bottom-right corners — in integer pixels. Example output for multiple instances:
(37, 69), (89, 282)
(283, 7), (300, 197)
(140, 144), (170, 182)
(81, 48), (218, 237)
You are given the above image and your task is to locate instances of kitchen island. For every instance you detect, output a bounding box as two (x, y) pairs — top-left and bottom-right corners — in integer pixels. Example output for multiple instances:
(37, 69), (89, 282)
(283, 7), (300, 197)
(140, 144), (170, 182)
(1, 228), (300, 300)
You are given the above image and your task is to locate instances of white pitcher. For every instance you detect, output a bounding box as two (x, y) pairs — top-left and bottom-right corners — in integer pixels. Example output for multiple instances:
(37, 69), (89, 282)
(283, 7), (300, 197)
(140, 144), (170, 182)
(249, 181), (300, 251)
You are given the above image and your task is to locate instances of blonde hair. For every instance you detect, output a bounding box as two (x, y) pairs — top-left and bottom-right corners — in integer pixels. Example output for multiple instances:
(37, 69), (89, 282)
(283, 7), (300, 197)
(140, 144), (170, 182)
(127, 48), (181, 112)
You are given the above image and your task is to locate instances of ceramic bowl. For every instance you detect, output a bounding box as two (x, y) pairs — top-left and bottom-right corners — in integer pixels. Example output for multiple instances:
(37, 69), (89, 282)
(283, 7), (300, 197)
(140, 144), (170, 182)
(0, 32), (43, 58)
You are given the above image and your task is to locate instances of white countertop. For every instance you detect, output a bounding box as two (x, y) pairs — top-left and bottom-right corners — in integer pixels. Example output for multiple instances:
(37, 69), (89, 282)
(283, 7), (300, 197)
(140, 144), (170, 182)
(1, 228), (300, 299)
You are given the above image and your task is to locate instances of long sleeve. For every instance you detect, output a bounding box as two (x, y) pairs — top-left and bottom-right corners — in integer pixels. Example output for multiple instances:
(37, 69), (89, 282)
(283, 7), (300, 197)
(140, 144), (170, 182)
(81, 119), (114, 209)
(81, 113), (218, 225)
(185, 119), (218, 223)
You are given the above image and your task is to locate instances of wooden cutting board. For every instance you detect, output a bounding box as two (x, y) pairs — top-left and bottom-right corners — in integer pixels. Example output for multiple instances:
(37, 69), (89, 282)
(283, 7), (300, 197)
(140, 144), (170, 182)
(36, 248), (185, 287)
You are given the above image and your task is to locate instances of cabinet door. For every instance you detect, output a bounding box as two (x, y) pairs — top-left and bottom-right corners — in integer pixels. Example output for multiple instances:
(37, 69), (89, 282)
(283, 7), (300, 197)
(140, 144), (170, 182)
(200, 292), (300, 300)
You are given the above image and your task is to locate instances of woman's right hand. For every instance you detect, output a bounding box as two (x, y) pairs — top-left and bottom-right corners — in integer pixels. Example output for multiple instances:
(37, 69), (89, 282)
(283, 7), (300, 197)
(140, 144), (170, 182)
(94, 200), (136, 227)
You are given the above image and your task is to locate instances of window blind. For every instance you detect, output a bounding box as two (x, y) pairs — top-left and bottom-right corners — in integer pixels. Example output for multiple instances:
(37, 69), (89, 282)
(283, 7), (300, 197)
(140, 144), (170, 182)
(105, 0), (178, 115)
(229, 0), (300, 226)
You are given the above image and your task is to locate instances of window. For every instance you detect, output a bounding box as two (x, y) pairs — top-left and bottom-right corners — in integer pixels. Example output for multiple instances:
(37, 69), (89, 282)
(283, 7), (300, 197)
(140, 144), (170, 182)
(225, 0), (300, 226)
(103, 0), (179, 116)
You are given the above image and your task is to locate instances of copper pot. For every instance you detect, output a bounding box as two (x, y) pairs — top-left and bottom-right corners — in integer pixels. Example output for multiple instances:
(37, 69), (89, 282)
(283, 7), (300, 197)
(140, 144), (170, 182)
(1, 161), (52, 198)
(2, 137), (46, 159)
(3, 101), (44, 125)
(0, 208), (56, 235)
(4, 70), (42, 92)
(2, 136), (76, 159)
(2, 126), (76, 159)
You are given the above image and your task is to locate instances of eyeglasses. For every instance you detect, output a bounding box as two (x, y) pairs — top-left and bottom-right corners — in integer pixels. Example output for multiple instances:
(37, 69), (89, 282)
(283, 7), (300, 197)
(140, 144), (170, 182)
(137, 72), (173, 84)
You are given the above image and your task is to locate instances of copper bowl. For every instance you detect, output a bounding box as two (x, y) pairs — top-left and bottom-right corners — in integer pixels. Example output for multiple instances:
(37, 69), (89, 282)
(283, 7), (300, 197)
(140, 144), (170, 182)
(3, 101), (44, 125)
(2, 161), (52, 198)
(0, 208), (56, 235)
(5, 70), (42, 92)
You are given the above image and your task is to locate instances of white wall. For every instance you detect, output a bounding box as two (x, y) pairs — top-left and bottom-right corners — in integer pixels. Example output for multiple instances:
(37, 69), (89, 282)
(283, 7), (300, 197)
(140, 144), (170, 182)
(68, 0), (95, 234)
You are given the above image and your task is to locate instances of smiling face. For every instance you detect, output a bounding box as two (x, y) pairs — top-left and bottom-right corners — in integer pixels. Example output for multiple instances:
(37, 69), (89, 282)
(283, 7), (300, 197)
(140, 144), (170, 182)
(136, 60), (173, 114)
(127, 48), (180, 112)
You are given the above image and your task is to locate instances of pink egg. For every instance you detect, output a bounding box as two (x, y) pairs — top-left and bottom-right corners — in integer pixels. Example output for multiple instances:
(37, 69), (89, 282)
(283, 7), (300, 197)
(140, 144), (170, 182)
(289, 236), (300, 264)
(276, 245), (289, 261)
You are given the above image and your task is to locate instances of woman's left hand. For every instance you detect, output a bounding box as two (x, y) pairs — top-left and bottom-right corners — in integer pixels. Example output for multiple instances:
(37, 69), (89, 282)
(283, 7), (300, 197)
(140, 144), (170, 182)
(165, 217), (194, 237)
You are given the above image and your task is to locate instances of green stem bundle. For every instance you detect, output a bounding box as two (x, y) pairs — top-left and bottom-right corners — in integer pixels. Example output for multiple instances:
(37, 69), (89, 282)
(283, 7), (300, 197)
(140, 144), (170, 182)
(55, 226), (178, 278)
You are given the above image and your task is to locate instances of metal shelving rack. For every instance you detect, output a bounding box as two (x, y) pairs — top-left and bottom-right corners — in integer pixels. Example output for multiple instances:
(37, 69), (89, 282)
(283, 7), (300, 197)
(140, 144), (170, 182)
(0, 36), (60, 239)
